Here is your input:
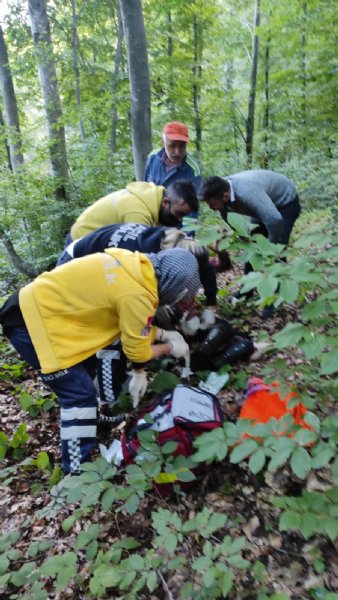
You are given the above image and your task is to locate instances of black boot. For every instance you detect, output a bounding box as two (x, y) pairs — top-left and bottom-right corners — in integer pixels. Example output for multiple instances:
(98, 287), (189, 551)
(190, 320), (235, 371)
(198, 320), (236, 356)
(212, 336), (255, 370)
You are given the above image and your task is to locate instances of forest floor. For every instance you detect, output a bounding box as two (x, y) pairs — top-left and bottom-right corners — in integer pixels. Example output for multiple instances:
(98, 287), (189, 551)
(0, 267), (337, 599)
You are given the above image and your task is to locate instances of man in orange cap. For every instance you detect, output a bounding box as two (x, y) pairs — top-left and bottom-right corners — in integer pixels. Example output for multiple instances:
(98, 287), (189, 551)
(145, 121), (201, 218)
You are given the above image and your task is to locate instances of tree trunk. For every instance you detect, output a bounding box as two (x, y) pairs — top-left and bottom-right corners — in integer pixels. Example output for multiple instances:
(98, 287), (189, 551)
(166, 10), (174, 112)
(0, 226), (38, 278)
(225, 60), (241, 160)
(192, 15), (202, 162)
(245, 0), (260, 168)
(0, 108), (13, 171)
(0, 25), (24, 171)
(119, 0), (152, 180)
(27, 0), (70, 202)
(70, 0), (85, 140)
(263, 17), (271, 169)
(301, 1), (307, 154)
(110, 1), (124, 153)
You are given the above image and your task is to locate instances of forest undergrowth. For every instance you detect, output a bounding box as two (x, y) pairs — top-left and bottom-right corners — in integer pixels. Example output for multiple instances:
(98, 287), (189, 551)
(0, 211), (337, 600)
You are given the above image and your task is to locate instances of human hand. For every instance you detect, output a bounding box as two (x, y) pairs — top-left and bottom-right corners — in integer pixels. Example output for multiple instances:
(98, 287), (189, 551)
(161, 329), (187, 344)
(169, 338), (190, 359)
(128, 370), (148, 408)
(180, 312), (201, 336)
(200, 308), (217, 330)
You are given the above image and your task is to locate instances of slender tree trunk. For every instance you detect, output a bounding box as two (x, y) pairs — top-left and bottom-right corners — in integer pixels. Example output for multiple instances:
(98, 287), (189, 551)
(192, 15), (202, 162)
(0, 225), (38, 277)
(0, 108), (12, 171)
(226, 60), (240, 160)
(110, 1), (124, 153)
(0, 29), (36, 272)
(301, 1), (307, 154)
(263, 17), (271, 169)
(119, 0), (152, 180)
(166, 10), (174, 113)
(0, 25), (24, 171)
(70, 0), (85, 140)
(27, 0), (70, 202)
(245, 0), (260, 168)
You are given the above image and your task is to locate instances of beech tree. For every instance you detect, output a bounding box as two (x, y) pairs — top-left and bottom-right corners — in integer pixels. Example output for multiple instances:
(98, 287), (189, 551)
(70, 0), (85, 141)
(245, 0), (260, 167)
(0, 24), (24, 171)
(119, 0), (151, 180)
(0, 108), (12, 170)
(0, 0), (336, 276)
(110, 1), (124, 154)
(27, 0), (70, 203)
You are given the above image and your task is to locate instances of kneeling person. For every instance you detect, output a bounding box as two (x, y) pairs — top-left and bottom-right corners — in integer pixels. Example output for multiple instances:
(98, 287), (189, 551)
(0, 248), (201, 474)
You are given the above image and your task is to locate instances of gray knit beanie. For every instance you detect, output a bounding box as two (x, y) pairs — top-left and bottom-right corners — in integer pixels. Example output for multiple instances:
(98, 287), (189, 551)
(148, 248), (201, 306)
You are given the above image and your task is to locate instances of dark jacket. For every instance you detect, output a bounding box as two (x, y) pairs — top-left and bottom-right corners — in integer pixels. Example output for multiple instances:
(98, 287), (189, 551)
(145, 148), (201, 220)
(145, 148), (201, 192)
(57, 223), (217, 305)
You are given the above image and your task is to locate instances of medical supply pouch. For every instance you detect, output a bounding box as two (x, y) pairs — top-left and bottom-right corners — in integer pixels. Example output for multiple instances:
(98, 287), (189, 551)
(121, 384), (224, 496)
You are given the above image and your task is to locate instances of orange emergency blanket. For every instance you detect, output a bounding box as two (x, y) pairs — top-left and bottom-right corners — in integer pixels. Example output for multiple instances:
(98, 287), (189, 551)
(239, 377), (311, 431)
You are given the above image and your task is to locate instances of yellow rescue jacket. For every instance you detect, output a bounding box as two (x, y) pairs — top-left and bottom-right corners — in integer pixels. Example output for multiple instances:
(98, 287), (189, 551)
(71, 182), (165, 240)
(19, 249), (159, 373)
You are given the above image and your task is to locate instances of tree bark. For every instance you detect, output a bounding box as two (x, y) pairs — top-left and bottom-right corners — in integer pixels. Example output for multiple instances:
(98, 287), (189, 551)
(0, 25), (24, 171)
(119, 0), (152, 180)
(263, 15), (271, 169)
(245, 0), (260, 168)
(225, 60), (241, 160)
(110, 1), (124, 153)
(70, 0), (85, 140)
(301, 1), (307, 154)
(0, 225), (38, 278)
(166, 10), (174, 113)
(27, 0), (70, 202)
(0, 108), (13, 171)
(192, 14), (202, 162)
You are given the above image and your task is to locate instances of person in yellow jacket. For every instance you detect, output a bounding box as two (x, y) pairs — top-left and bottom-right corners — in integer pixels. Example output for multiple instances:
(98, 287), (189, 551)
(70, 180), (198, 241)
(0, 248), (201, 474)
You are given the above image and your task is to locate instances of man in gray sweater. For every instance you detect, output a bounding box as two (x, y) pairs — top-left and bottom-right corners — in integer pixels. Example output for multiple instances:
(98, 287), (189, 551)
(200, 170), (301, 245)
(200, 170), (301, 317)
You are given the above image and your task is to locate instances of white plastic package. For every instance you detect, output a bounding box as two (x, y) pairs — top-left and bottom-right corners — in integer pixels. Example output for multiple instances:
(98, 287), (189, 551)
(198, 371), (229, 394)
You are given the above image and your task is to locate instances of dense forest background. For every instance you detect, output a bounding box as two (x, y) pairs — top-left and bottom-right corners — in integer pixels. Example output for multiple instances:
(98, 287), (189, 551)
(1, 2), (338, 599)
(0, 0), (336, 286)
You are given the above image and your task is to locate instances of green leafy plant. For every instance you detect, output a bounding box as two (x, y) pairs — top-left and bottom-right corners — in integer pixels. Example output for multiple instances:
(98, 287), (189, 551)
(0, 360), (27, 382)
(271, 487), (338, 541)
(149, 370), (180, 393)
(86, 507), (249, 599)
(0, 529), (52, 595)
(18, 390), (57, 417)
(0, 423), (30, 460)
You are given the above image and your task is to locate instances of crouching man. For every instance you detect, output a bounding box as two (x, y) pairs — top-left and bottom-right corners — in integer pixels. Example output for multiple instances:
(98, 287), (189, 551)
(0, 248), (201, 474)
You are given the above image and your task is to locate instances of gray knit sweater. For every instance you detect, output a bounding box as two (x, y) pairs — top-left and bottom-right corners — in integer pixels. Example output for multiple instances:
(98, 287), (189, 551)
(221, 170), (297, 242)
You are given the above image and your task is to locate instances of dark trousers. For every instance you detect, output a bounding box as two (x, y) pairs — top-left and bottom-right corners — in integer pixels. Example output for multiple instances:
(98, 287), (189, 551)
(9, 326), (98, 474)
(244, 196), (301, 274)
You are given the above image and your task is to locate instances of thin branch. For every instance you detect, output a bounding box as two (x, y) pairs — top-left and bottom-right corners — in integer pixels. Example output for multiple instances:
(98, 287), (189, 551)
(157, 570), (175, 600)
